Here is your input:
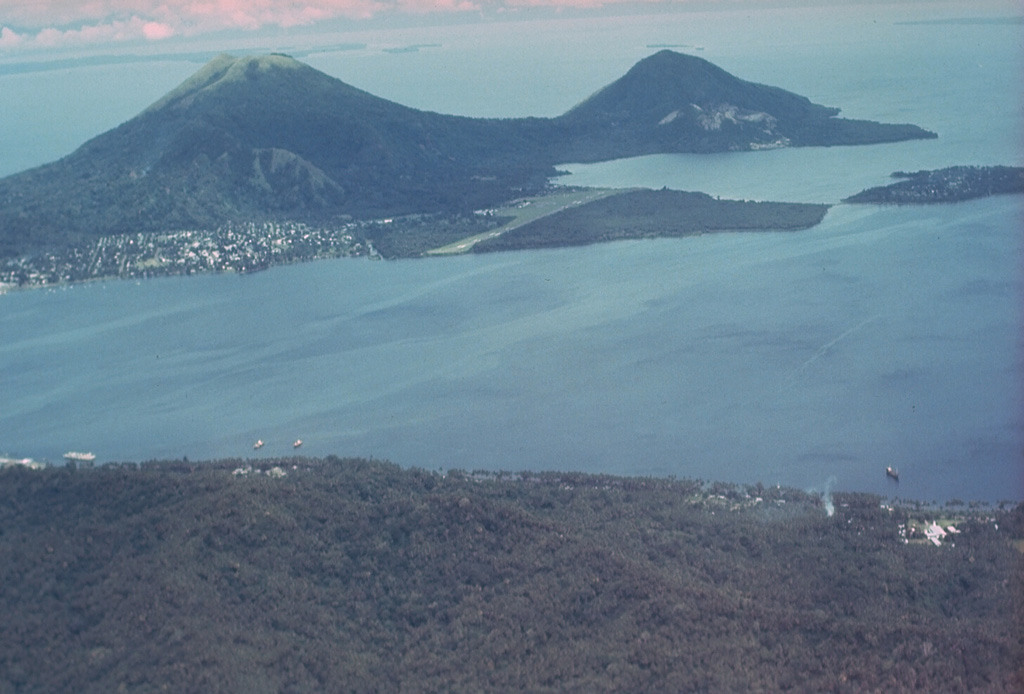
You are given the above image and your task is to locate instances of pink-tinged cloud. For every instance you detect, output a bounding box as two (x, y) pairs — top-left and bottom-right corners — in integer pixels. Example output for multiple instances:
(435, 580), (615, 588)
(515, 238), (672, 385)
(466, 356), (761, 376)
(0, 0), (675, 52)
(142, 21), (176, 40)
(498, 0), (662, 6)
(395, 0), (481, 13)
(0, 26), (26, 49)
(32, 17), (166, 48)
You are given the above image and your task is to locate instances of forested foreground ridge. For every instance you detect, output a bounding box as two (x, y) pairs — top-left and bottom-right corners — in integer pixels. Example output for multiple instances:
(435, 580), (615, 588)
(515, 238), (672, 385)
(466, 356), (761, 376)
(1, 458), (1020, 693)
(0, 50), (934, 264)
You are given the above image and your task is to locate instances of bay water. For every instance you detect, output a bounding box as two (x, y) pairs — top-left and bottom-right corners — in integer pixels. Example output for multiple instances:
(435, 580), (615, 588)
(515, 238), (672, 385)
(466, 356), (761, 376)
(0, 5), (1021, 502)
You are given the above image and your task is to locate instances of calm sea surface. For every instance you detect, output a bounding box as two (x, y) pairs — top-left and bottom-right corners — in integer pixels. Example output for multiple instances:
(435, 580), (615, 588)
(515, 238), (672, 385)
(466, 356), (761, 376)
(1, 6), (1021, 501)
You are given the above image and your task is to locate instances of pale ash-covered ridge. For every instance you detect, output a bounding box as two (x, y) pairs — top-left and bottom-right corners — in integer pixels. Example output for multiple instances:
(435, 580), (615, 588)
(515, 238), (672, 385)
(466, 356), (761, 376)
(142, 54), (308, 114)
(141, 53), (242, 114)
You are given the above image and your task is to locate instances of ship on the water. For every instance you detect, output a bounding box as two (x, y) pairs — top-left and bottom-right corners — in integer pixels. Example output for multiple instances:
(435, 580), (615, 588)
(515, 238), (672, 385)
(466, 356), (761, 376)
(886, 466), (900, 481)
(64, 451), (96, 464)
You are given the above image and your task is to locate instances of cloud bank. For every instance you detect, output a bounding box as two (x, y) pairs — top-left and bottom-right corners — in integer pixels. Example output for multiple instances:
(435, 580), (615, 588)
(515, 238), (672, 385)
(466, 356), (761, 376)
(0, 0), (671, 52)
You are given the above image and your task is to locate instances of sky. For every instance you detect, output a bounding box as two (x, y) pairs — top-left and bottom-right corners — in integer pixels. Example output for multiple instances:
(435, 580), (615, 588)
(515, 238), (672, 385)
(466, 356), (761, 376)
(0, 0), (689, 53)
(2, 0), (990, 55)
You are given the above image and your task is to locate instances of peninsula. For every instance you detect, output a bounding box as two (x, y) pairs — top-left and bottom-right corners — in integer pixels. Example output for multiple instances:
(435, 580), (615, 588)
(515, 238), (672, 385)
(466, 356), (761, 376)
(0, 51), (936, 287)
(844, 165), (1024, 204)
(470, 189), (830, 253)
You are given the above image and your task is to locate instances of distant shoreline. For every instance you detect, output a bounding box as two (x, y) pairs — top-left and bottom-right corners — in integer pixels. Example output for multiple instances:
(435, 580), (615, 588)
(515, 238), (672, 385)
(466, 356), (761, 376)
(7, 454), (1021, 510)
(5, 163), (1019, 293)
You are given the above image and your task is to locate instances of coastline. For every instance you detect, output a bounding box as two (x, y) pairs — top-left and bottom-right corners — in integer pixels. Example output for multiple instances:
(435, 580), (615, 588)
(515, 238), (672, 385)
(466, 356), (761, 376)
(0, 186), (834, 292)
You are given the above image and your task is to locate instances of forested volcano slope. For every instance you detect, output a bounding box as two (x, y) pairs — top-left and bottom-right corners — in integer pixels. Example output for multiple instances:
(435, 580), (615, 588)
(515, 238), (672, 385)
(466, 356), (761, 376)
(0, 51), (935, 258)
(0, 458), (1019, 693)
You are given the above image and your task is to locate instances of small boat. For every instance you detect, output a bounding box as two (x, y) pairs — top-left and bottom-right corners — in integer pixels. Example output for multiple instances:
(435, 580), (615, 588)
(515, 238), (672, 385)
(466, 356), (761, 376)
(293, 439), (303, 449)
(886, 466), (899, 481)
(253, 440), (264, 450)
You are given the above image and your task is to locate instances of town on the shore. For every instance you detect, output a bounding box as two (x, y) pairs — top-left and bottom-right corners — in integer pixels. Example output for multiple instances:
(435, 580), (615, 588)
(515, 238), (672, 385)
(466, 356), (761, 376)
(0, 219), (386, 290)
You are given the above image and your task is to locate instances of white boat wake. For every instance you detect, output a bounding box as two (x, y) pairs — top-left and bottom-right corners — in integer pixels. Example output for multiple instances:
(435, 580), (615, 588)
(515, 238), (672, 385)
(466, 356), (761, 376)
(794, 314), (881, 376)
